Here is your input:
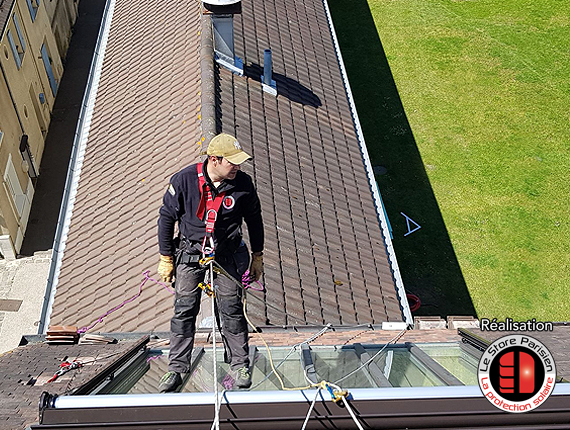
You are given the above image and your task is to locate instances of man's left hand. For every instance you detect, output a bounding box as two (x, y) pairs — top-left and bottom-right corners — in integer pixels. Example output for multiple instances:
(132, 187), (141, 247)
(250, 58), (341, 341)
(250, 252), (264, 281)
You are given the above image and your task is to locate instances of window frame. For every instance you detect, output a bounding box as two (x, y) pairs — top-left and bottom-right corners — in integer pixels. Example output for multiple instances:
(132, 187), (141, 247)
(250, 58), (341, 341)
(3, 154), (26, 217)
(26, 0), (40, 22)
(13, 13), (26, 53)
(11, 13), (26, 68)
(6, 30), (22, 69)
(40, 42), (58, 96)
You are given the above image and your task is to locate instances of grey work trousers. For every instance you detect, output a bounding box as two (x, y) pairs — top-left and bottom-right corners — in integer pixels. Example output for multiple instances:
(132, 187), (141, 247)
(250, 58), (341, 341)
(168, 244), (250, 373)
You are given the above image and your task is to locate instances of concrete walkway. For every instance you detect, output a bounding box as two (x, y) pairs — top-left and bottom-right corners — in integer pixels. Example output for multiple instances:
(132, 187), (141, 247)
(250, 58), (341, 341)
(0, 253), (51, 353)
(0, 0), (106, 355)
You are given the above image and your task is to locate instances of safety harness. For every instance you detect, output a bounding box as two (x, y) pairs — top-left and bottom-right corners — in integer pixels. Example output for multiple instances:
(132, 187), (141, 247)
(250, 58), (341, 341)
(196, 162), (225, 257)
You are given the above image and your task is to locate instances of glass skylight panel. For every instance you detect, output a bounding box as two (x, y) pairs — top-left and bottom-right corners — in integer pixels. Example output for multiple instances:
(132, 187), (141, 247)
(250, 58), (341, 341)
(97, 342), (479, 395)
(311, 346), (379, 388)
(416, 343), (479, 386)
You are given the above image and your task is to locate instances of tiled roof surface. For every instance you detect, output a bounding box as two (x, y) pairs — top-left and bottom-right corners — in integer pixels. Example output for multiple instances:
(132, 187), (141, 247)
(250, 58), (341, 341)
(49, 0), (203, 332)
(218, 0), (402, 325)
(0, 338), (146, 430)
(49, 0), (403, 332)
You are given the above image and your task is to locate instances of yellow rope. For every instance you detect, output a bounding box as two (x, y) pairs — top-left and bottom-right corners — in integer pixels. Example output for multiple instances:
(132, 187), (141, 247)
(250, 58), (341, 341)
(242, 295), (315, 391)
(205, 259), (367, 428)
(207, 258), (346, 394)
(242, 294), (325, 392)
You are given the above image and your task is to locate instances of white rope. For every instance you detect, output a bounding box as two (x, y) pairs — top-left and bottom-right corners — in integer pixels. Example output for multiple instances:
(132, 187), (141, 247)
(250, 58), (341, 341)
(249, 324), (332, 390)
(301, 384), (364, 430)
(209, 262), (220, 430)
(343, 397), (365, 430)
(334, 328), (406, 385)
(301, 388), (322, 430)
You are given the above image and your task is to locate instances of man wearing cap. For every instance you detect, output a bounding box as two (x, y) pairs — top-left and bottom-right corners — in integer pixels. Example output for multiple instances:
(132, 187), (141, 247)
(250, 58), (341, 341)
(157, 133), (264, 392)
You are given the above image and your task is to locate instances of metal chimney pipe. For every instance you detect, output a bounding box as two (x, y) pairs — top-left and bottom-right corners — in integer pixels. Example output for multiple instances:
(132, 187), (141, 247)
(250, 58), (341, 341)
(263, 49), (272, 85)
(212, 15), (236, 65)
(261, 48), (277, 96)
(203, 0), (243, 75)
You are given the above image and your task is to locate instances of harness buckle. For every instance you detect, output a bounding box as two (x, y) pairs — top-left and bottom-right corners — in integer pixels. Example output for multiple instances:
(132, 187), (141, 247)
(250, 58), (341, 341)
(199, 256), (215, 266)
(205, 208), (217, 231)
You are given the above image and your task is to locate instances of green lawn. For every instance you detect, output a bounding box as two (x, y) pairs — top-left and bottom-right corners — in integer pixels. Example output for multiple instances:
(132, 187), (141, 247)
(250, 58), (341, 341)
(329, 0), (570, 321)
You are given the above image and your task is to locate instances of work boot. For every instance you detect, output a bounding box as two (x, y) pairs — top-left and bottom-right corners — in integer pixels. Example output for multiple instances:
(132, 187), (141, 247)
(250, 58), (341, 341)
(235, 366), (252, 389)
(159, 371), (183, 393)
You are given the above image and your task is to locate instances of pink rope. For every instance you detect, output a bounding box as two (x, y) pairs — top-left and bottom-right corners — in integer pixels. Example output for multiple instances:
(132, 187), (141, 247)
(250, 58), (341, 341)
(222, 373), (235, 390)
(77, 271), (175, 334)
(76, 268), (264, 335)
(242, 270), (264, 291)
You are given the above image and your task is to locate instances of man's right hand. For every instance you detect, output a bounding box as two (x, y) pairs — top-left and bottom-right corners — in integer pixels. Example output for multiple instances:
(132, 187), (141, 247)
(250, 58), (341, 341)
(158, 255), (174, 282)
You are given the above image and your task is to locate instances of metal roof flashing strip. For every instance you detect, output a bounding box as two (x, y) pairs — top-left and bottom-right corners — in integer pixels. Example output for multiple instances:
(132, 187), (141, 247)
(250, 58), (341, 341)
(36, 385), (570, 429)
(38, 0), (117, 334)
(46, 384), (570, 409)
(320, 0), (412, 326)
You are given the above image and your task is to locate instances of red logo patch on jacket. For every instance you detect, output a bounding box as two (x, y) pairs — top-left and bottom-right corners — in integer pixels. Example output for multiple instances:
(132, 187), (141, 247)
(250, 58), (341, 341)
(222, 196), (235, 210)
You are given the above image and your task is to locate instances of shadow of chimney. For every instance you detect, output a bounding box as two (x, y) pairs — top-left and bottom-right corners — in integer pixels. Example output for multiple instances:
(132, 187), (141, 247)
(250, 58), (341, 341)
(244, 63), (322, 108)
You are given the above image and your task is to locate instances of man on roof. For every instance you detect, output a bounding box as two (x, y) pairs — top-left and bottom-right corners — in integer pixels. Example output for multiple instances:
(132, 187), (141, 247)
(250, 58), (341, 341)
(157, 133), (264, 392)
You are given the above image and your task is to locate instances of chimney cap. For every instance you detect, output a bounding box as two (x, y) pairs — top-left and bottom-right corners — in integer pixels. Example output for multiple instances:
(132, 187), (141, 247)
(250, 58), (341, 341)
(203, 0), (242, 15)
(202, 0), (240, 6)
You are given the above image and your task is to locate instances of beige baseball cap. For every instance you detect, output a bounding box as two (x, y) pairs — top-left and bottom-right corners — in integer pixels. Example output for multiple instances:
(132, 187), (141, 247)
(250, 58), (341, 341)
(206, 133), (252, 165)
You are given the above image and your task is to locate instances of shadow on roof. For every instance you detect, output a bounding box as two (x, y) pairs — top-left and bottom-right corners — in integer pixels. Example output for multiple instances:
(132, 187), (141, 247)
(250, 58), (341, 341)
(244, 63), (322, 108)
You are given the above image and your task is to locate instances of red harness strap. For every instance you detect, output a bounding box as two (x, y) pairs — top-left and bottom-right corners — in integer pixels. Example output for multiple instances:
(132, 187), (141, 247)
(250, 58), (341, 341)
(196, 162), (226, 254)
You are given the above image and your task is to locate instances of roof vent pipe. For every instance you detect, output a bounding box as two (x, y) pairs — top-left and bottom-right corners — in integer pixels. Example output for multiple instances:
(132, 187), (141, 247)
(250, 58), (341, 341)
(203, 0), (243, 76)
(261, 49), (277, 96)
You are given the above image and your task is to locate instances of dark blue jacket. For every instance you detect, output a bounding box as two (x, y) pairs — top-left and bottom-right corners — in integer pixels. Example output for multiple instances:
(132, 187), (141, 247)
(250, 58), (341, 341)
(158, 160), (264, 256)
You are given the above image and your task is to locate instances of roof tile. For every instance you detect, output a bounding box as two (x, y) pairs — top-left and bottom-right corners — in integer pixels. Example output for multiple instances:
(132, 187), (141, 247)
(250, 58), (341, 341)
(51, 0), (202, 332)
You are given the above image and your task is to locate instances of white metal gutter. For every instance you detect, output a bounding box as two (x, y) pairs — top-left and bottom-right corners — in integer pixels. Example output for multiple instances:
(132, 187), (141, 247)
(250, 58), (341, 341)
(38, 0), (117, 334)
(51, 384), (570, 408)
(321, 0), (413, 327)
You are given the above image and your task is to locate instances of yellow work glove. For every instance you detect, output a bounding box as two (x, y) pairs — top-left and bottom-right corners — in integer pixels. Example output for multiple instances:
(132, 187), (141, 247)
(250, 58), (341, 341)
(250, 252), (264, 281)
(158, 255), (174, 283)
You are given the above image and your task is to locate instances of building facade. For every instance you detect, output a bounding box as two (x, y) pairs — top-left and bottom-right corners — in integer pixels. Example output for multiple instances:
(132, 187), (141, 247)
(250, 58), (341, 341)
(0, 0), (77, 258)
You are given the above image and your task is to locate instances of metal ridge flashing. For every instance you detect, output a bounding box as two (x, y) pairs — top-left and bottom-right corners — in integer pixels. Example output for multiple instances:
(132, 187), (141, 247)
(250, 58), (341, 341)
(38, 0), (117, 334)
(320, 0), (412, 326)
(50, 384), (570, 409)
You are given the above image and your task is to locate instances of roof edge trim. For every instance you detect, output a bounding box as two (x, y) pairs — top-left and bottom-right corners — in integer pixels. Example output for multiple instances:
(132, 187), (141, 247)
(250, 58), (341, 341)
(38, 0), (117, 334)
(320, 0), (412, 326)
(51, 384), (570, 409)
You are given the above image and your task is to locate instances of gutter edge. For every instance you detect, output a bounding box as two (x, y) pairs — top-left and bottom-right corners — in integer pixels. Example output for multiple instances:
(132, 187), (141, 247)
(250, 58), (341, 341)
(320, 0), (413, 326)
